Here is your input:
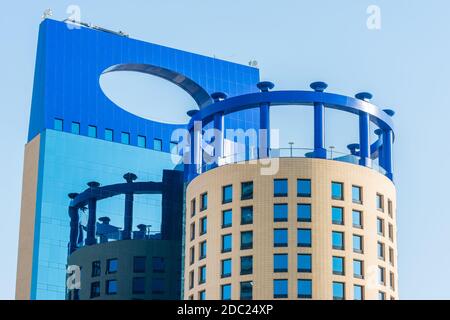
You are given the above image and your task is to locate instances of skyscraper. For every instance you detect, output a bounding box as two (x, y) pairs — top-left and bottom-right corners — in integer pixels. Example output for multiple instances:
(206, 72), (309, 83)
(16, 18), (259, 300)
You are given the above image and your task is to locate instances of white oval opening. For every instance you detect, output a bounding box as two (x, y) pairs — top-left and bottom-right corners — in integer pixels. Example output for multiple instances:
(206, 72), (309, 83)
(100, 71), (197, 124)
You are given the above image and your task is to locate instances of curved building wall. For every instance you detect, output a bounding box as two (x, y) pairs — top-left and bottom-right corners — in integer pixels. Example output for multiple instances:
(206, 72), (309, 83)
(184, 158), (397, 300)
(67, 239), (181, 300)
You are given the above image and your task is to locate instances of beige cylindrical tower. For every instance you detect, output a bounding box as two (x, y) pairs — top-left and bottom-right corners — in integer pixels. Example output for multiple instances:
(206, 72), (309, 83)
(184, 158), (397, 300)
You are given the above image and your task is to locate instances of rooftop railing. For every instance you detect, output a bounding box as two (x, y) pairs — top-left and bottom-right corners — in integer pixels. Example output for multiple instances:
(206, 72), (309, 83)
(196, 146), (387, 176)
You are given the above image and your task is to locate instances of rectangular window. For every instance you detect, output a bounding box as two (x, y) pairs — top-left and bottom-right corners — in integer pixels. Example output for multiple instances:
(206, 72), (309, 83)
(274, 229), (288, 247)
(352, 210), (363, 228)
(223, 185), (233, 204)
(200, 193), (208, 211)
(388, 199), (393, 217)
(90, 282), (100, 299)
(133, 256), (146, 273)
(241, 206), (253, 225)
(189, 247), (195, 265)
(297, 228), (312, 247)
(274, 204), (288, 222)
(199, 241), (207, 260)
(200, 217), (207, 235)
(274, 279), (288, 298)
(332, 207), (344, 225)
(297, 204), (311, 222)
(137, 135), (146, 148)
(105, 279), (118, 295)
(388, 223), (394, 241)
(333, 282), (345, 300)
(92, 261), (101, 277)
(353, 235), (363, 253)
(240, 281), (253, 300)
(378, 291), (386, 300)
(191, 198), (196, 217)
(189, 271), (194, 289)
(199, 265), (206, 284)
(240, 256), (253, 275)
(274, 254), (288, 273)
(241, 231), (253, 250)
(298, 254), (312, 272)
(352, 185), (362, 204)
(152, 278), (164, 294)
(332, 231), (344, 250)
(390, 272), (395, 290)
(353, 260), (364, 279)
(107, 258), (118, 274)
(354, 285), (364, 300)
(222, 234), (232, 253)
(298, 279), (312, 299)
(333, 256), (345, 275)
(221, 259), (232, 278)
(297, 179), (311, 197)
(377, 217), (385, 236)
(378, 266), (386, 285)
(152, 257), (165, 273)
(105, 128), (113, 141)
(376, 193), (384, 211)
(71, 122), (80, 135)
(190, 223), (195, 241)
(332, 182), (344, 200)
(241, 181), (254, 200)
(199, 290), (206, 300)
(154, 138), (163, 151)
(274, 179), (288, 197)
(221, 284), (232, 300)
(88, 125), (97, 138)
(222, 209), (232, 228)
(377, 242), (385, 260)
(54, 118), (63, 131)
(389, 247), (395, 266)
(132, 277), (145, 294)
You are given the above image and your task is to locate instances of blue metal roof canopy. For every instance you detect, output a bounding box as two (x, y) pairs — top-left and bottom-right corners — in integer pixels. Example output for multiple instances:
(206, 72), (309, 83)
(186, 81), (395, 181)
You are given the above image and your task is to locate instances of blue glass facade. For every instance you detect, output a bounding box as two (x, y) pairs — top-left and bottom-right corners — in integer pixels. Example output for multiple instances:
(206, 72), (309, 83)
(21, 18), (260, 300)
(32, 130), (181, 299)
(28, 19), (260, 150)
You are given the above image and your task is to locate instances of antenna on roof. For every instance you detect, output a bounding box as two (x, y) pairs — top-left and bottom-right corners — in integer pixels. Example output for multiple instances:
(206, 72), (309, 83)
(42, 8), (53, 20)
(63, 18), (129, 37)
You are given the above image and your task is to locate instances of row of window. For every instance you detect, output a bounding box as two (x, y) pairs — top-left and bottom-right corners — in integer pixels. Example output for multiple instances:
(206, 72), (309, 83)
(90, 277), (165, 298)
(332, 230), (395, 265)
(91, 257), (165, 277)
(190, 227), (394, 267)
(332, 256), (396, 288)
(189, 280), (394, 300)
(192, 179), (310, 216)
(191, 251), (394, 287)
(53, 118), (177, 152)
(191, 180), (394, 218)
(190, 208), (394, 248)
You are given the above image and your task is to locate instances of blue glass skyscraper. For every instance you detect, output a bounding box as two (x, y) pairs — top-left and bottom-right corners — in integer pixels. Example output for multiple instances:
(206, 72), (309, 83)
(16, 18), (259, 300)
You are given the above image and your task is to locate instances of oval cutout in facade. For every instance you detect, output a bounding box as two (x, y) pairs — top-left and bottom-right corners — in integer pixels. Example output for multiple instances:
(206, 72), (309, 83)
(100, 70), (197, 124)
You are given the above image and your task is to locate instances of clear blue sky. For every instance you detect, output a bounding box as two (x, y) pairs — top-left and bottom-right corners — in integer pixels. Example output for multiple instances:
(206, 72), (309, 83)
(1, 0), (449, 299)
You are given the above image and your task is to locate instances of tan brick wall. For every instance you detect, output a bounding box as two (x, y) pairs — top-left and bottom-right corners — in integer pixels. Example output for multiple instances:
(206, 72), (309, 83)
(184, 158), (398, 300)
(15, 135), (41, 300)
